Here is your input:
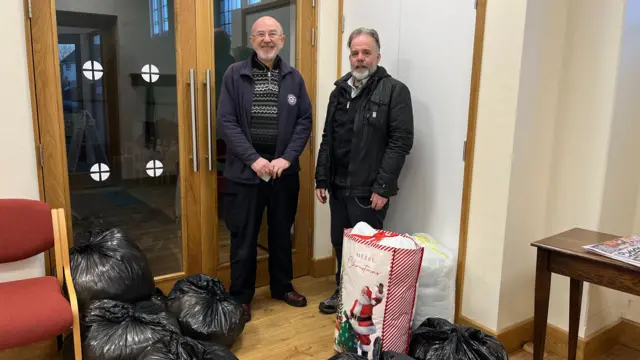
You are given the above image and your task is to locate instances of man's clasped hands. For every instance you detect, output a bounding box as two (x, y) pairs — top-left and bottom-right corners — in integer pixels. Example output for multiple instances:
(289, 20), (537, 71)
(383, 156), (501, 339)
(251, 157), (291, 180)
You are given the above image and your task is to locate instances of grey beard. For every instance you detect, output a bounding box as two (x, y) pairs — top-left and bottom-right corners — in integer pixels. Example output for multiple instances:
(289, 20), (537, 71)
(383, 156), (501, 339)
(351, 65), (376, 81)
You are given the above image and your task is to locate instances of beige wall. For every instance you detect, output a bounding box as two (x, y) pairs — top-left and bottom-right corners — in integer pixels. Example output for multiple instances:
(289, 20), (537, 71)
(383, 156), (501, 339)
(461, 0), (528, 331)
(546, 0), (626, 338)
(496, 0), (568, 331)
(463, 0), (640, 338)
(0, 0), (45, 283)
(618, 0), (640, 326)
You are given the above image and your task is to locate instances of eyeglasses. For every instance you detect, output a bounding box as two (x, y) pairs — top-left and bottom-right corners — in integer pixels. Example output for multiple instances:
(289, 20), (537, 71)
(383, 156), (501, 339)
(252, 31), (282, 39)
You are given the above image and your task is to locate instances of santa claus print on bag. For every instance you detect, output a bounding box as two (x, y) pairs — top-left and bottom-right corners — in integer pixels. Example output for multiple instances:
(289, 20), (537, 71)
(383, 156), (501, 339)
(349, 284), (384, 357)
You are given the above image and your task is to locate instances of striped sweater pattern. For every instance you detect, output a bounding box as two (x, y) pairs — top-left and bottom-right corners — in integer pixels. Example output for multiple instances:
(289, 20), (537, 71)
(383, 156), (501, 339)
(250, 66), (280, 160)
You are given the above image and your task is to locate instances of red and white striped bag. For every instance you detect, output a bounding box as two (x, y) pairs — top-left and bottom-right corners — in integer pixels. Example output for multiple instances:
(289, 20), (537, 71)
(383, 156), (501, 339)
(333, 222), (424, 359)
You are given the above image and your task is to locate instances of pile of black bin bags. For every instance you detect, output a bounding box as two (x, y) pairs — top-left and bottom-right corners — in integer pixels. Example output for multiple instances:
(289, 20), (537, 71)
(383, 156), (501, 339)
(407, 318), (508, 360)
(61, 227), (243, 360)
(330, 318), (508, 360)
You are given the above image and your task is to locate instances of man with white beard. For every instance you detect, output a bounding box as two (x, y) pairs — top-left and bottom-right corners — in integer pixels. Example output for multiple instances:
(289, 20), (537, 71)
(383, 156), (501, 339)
(217, 16), (312, 323)
(315, 28), (414, 314)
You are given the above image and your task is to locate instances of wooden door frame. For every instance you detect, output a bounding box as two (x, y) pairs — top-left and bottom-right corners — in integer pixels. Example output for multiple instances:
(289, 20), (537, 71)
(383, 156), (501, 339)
(199, 0), (317, 289)
(454, 0), (487, 324)
(23, 0), (47, 272)
(24, 0), (203, 294)
(336, 0), (488, 323)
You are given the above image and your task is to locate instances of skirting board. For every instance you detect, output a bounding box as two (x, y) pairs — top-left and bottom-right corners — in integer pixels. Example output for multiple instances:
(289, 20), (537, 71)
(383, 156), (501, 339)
(535, 321), (619, 359)
(310, 255), (335, 278)
(460, 315), (640, 359)
(458, 315), (534, 354)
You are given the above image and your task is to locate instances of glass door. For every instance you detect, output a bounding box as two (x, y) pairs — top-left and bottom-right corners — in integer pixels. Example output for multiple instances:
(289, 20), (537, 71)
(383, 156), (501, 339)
(196, 0), (315, 288)
(30, 0), (202, 293)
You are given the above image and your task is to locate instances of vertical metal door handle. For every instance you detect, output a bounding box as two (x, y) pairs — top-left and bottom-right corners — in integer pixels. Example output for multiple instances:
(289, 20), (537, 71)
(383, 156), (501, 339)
(206, 69), (213, 171)
(189, 69), (198, 172)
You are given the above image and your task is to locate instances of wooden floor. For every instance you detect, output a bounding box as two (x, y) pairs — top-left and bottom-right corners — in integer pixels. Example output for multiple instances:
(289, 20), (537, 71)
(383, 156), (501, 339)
(3, 275), (640, 360)
(234, 276), (640, 360)
(230, 275), (338, 359)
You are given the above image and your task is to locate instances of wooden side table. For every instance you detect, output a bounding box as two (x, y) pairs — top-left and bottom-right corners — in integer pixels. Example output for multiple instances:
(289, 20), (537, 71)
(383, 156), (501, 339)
(531, 228), (640, 360)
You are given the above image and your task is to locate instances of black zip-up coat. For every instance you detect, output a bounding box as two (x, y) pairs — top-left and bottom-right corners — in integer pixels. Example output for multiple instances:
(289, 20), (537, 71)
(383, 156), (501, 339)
(217, 53), (312, 184)
(315, 67), (414, 198)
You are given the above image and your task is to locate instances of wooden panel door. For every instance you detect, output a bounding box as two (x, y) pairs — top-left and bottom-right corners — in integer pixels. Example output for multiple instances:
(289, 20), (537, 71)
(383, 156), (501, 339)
(195, 0), (316, 288)
(29, 0), (203, 293)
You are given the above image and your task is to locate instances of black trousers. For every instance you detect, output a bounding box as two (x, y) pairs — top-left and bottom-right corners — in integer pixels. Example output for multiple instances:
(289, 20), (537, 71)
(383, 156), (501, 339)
(329, 191), (389, 288)
(224, 173), (299, 304)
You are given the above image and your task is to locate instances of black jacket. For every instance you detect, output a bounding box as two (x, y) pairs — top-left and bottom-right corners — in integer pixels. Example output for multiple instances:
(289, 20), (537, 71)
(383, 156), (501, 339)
(217, 53), (313, 184)
(315, 67), (414, 198)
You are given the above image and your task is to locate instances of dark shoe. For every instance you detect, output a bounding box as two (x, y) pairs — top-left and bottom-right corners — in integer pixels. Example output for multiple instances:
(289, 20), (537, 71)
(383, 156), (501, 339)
(319, 288), (339, 314)
(273, 289), (307, 307)
(242, 304), (251, 323)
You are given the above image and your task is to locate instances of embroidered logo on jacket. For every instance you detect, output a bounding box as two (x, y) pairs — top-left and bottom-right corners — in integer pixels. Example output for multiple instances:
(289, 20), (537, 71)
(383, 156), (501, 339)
(287, 94), (297, 106)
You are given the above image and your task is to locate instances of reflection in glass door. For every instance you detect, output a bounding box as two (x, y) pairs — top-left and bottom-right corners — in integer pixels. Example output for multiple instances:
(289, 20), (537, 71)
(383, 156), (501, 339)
(31, 0), (202, 287)
(56, 3), (182, 277)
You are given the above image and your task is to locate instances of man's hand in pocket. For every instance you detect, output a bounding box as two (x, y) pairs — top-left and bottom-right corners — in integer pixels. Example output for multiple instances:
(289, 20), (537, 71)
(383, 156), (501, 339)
(370, 193), (388, 210)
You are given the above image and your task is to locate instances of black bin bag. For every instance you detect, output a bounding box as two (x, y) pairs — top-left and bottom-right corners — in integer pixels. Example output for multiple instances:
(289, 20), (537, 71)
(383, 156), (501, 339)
(329, 337), (415, 360)
(408, 318), (508, 360)
(69, 227), (155, 310)
(151, 287), (168, 307)
(82, 299), (181, 360)
(137, 334), (239, 360)
(167, 274), (246, 348)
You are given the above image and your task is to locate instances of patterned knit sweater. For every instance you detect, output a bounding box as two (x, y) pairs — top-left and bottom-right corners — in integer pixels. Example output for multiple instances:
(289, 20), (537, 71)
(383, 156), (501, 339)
(250, 56), (280, 161)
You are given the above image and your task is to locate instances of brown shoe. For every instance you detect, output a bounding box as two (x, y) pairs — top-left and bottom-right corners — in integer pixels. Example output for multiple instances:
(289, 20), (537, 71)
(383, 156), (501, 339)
(242, 304), (251, 323)
(274, 290), (307, 307)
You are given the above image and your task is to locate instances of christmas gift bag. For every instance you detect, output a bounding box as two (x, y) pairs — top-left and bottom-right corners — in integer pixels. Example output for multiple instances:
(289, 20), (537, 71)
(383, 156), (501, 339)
(334, 222), (424, 359)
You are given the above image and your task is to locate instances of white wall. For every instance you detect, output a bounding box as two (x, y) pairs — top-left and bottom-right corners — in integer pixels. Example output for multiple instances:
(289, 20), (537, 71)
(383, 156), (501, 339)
(0, 0), (45, 283)
(340, 0), (401, 78)
(340, 0), (476, 254)
(313, 0), (338, 259)
(390, 0), (475, 253)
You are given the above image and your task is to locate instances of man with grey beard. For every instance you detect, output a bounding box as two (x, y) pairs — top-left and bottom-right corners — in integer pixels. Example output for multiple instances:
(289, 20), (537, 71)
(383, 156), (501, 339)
(315, 27), (414, 314)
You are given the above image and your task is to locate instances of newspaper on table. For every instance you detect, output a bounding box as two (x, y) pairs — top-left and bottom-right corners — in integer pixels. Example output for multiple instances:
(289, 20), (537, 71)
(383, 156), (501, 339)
(583, 235), (640, 268)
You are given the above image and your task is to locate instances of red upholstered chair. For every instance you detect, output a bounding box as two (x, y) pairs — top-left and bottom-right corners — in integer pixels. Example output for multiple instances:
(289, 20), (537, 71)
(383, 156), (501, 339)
(0, 199), (81, 359)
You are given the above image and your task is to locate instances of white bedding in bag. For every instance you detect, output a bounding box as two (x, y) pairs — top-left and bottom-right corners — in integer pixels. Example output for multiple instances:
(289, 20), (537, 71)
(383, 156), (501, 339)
(351, 222), (419, 249)
(411, 233), (457, 331)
